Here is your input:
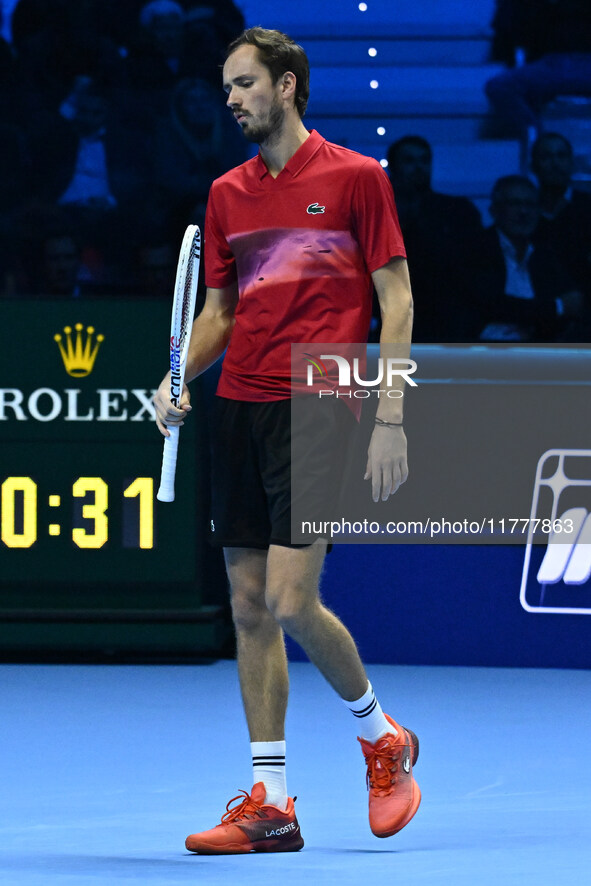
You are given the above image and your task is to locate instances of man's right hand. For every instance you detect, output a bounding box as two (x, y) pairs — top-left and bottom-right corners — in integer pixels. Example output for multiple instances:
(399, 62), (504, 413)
(153, 372), (192, 437)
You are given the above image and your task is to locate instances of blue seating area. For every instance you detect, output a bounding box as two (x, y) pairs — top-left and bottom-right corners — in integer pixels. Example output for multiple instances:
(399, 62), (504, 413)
(242, 0), (519, 218)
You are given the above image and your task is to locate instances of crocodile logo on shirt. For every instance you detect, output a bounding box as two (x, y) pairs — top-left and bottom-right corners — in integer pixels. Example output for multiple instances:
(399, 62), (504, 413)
(307, 202), (325, 214)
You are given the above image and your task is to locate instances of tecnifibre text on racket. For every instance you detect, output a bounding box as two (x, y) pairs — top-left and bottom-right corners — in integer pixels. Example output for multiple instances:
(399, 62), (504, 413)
(157, 224), (201, 502)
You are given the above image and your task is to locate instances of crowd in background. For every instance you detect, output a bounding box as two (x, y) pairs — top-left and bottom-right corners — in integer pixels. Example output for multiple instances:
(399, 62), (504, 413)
(0, 0), (590, 343)
(0, 0), (246, 299)
(381, 131), (591, 344)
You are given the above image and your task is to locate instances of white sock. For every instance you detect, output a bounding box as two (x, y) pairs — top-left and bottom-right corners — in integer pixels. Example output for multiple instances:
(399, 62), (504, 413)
(343, 681), (396, 744)
(251, 741), (287, 811)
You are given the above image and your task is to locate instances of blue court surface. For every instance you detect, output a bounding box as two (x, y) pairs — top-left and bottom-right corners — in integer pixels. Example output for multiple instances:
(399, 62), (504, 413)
(1, 660), (590, 886)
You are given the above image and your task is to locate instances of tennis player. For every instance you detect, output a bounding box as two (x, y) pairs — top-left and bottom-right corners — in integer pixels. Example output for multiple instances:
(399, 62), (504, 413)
(153, 27), (419, 854)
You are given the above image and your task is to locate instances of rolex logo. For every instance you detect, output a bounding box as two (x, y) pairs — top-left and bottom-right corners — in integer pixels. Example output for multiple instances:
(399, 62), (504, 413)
(54, 324), (104, 377)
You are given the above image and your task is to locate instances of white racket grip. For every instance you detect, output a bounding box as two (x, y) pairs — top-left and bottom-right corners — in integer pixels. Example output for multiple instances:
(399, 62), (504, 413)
(157, 426), (180, 502)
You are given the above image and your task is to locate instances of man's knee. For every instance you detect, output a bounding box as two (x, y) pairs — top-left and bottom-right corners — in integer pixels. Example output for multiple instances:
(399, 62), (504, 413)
(264, 542), (326, 634)
(265, 581), (318, 635)
(225, 548), (270, 632)
(229, 578), (270, 631)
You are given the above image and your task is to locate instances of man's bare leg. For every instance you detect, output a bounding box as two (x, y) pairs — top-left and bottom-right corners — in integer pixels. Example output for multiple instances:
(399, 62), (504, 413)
(225, 541), (368, 742)
(224, 546), (289, 741)
(265, 541), (368, 702)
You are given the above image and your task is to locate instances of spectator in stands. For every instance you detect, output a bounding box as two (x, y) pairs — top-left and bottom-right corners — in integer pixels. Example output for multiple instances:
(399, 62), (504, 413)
(36, 80), (141, 213)
(183, 0), (245, 43)
(531, 132), (591, 300)
(183, 1), (246, 83)
(485, 0), (591, 135)
(473, 175), (582, 341)
(9, 201), (97, 297)
(150, 76), (246, 219)
(82, 0), (244, 71)
(121, 0), (245, 125)
(13, 0), (124, 118)
(385, 135), (484, 342)
(26, 78), (151, 285)
(123, 0), (188, 121)
(71, 0), (150, 54)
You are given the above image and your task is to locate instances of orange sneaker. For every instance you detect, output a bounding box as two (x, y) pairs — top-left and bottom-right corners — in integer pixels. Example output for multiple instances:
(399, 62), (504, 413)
(358, 714), (421, 838)
(185, 782), (304, 854)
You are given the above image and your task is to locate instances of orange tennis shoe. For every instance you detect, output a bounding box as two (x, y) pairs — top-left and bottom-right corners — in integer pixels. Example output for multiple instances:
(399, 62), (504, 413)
(185, 782), (304, 854)
(358, 714), (421, 838)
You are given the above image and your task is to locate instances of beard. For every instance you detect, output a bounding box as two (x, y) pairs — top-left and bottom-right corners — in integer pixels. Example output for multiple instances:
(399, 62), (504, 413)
(240, 94), (285, 145)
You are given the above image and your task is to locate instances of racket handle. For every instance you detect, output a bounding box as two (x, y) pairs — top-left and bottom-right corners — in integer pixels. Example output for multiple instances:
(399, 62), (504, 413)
(157, 426), (180, 502)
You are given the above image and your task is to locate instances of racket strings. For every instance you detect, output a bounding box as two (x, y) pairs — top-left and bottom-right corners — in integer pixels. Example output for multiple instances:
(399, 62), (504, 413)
(177, 237), (201, 355)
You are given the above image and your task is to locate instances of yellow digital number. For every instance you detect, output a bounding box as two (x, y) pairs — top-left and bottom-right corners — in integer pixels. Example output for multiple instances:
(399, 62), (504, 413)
(72, 477), (108, 549)
(123, 477), (154, 549)
(1, 477), (37, 548)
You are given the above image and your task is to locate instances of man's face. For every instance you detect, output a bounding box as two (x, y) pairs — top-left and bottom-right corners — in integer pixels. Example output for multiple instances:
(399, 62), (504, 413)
(392, 143), (432, 192)
(223, 45), (285, 144)
(492, 184), (540, 240)
(532, 137), (573, 190)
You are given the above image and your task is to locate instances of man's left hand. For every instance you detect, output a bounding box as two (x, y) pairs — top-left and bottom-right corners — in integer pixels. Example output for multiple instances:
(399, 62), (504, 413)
(364, 425), (408, 502)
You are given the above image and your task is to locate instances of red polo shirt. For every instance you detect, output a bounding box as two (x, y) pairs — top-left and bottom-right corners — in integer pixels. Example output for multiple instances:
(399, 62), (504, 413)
(205, 129), (406, 400)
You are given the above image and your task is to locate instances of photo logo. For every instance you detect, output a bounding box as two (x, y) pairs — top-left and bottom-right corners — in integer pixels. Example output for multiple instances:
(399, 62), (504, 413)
(303, 353), (329, 381)
(520, 449), (591, 614)
(54, 324), (104, 377)
(305, 354), (417, 391)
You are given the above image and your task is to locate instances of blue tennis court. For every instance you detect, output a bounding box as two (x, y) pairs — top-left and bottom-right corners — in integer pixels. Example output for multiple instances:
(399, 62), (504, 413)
(1, 660), (589, 885)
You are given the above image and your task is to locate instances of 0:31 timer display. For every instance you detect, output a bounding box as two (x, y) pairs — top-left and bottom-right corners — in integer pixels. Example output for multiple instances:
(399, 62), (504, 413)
(1, 476), (154, 549)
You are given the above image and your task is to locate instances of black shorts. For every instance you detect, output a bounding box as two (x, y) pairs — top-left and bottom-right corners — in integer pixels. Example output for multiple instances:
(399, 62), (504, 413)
(209, 396), (356, 549)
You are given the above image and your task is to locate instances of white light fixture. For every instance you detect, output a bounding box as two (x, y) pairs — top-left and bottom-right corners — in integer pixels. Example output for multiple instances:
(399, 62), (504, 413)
(358, 2), (368, 11)
(370, 80), (379, 89)
(380, 159), (388, 168)
(368, 47), (377, 57)
(377, 126), (386, 136)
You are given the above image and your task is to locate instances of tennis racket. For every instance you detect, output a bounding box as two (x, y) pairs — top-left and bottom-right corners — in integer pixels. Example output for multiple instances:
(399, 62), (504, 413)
(156, 224), (201, 502)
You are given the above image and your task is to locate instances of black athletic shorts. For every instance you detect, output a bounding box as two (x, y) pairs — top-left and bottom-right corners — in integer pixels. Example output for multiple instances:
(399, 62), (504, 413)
(209, 396), (357, 549)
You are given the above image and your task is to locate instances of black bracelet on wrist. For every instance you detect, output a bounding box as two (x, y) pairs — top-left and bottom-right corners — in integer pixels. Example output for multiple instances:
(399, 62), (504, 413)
(375, 417), (403, 428)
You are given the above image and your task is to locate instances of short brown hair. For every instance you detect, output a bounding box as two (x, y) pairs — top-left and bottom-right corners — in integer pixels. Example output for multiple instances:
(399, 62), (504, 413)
(226, 27), (310, 118)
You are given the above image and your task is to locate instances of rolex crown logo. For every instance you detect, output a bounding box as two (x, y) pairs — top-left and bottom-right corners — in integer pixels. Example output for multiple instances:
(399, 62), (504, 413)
(54, 323), (104, 377)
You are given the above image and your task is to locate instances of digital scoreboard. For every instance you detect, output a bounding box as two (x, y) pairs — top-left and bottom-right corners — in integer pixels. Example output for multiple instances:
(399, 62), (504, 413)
(0, 299), (229, 659)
